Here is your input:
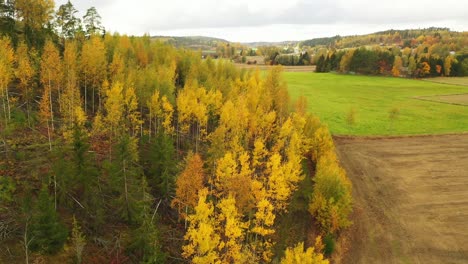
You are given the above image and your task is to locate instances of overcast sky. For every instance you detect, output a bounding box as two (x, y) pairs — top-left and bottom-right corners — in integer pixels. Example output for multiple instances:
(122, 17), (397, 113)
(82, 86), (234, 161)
(56, 0), (468, 42)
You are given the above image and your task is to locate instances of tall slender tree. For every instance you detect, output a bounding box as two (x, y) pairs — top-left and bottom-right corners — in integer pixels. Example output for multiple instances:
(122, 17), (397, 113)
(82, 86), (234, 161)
(55, 0), (81, 39)
(15, 42), (35, 126)
(83, 7), (103, 36)
(40, 40), (62, 131)
(0, 36), (14, 126)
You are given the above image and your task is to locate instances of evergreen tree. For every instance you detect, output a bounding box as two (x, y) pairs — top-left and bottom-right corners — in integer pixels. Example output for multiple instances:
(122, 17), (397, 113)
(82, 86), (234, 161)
(128, 177), (166, 263)
(110, 134), (142, 224)
(0, 0), (16, 42)
(316, 55), (325, 73)
(29, 185), (68, 254)
(83, 7), (103, 36)
(55, 0), (81, 39)
(147, 130), (177, 199)
(71, 124), (99, 208)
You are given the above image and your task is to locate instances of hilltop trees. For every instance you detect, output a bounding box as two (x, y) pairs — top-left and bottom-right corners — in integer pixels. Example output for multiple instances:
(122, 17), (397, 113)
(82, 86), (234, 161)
(83, 7), (103, 36)
(314, 29), (467, 78)
(55, 0), (81, 39)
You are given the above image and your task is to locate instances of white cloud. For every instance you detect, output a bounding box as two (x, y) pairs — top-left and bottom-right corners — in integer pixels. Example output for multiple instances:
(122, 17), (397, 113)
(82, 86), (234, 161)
(55, 0), (468, 42)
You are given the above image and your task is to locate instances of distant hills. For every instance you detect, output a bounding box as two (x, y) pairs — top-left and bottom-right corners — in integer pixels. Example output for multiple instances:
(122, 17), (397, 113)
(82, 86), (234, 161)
(152, 27), (466, 52)
(151, 36), (228, 51)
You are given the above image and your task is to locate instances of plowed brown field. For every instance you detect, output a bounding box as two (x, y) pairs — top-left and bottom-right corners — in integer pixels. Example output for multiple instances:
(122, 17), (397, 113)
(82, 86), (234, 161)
(335, 134), (468, 264)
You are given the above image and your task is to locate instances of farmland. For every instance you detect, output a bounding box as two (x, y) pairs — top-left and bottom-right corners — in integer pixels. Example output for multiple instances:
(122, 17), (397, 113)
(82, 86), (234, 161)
(283, 72), (468, 263)
(335, 134), (468, 264)
(286, 73), (468, 135)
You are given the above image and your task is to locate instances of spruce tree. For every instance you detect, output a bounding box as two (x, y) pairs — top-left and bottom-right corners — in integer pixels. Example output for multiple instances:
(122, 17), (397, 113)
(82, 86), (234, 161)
(147, 130), (177, 200)
(128, 177), (166, 263)
(29, 185), (68, 254)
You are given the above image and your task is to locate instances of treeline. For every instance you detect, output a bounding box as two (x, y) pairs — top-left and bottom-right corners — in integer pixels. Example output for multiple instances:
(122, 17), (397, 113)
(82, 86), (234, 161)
(302, 28), (467, 51)
(257, 46), (311, 66)
(0, 1), (352, 263)
(0, 0), (104, 49)
(316, 46), (468, 77)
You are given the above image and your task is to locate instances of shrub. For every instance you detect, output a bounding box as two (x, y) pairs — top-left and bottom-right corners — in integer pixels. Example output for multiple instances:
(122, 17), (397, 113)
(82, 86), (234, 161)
(346, 108), (357, 127)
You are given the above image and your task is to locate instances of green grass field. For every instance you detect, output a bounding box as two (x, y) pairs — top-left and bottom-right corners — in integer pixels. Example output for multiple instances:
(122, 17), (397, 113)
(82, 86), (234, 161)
(285, 72), (468, 135)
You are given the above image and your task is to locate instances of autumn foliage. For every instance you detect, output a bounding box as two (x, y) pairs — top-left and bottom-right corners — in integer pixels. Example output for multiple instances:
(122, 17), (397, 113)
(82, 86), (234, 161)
(0, 3), (353, 262)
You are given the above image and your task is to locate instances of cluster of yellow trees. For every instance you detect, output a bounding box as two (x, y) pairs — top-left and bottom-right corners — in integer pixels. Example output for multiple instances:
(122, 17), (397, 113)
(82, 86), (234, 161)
(0, 31), (351, 262)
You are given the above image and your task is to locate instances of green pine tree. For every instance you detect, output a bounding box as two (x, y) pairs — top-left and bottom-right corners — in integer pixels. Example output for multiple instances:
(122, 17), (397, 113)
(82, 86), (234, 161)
(128, 177), (166, 263)
(147, 130), (177, 200)
(29, 185), (68, 254)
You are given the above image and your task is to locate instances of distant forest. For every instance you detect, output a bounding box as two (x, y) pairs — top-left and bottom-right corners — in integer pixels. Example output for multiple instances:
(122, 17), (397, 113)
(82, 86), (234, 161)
(311, 28), (468, 77)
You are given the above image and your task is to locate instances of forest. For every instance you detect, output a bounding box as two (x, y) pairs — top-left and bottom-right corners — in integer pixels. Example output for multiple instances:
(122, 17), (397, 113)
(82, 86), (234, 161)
(0, 0), (352, 263)
(313, 28), (468, 77)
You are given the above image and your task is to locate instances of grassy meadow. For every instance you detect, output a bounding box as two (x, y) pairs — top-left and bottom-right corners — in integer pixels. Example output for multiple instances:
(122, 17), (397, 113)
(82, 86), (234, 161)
(285, 72), (468, 135)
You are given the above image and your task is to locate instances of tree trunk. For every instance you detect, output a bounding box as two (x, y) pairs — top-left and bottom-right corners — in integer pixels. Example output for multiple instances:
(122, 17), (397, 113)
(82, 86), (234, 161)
(123, 159), (129, 221)
(92, 84), (95, 114)
(149, 108), (152, 140)
(54, 173), (57, 210)
(48, 73), (54, 131)
(5, 87), (11, 120)
(84, 74), (87, 114)
(26, 100), (31, 128)
(23, 222), (30, 264)
(2, 89), (7, 127)
(184, 205), (188, 229)
(47, 120), (52, 151)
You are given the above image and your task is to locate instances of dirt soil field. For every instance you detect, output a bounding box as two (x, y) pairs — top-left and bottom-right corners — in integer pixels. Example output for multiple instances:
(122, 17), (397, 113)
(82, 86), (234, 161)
(335, 134), (468, 264)
(415, 94), (468, 106)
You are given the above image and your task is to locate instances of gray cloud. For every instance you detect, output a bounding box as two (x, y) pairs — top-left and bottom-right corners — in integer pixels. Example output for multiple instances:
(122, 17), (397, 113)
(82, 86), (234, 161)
(56, 0), (467, 41)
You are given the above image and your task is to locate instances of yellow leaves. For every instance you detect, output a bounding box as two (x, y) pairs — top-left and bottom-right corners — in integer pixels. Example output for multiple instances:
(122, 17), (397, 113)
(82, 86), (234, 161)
(81, 35), (107, 88)
(147, 90), (161, 119)
(40, 40), (62, 90)
(109, 51), (125, 84)
(252, 198), (275, 237)
(15, 0), (54, 29)
(339, 49), (355, 72)
(74, 106), (87, 128)
(311, 125), (335, 163)
(161, 95), (174, 134)
(266, 152), (304, 212)
(251, 197), (276, 262)
(102, 81), (142, 136)
(172, 153), (206, 218)
(280, 242), (329, 264)
(444, 56), (453, 76)
(392, 55), (403, 77)
(182, 188), (221, 264)
(252, 138), (268, 170)
(214, 152), (253, 213)
(294, 95), (308, 116)
(124, 85), (142, 135)
(421, 61), (431, 76)
(104, 81), (124, 134)
(15, 42), (34, 92)
(38, 86), (51, 124)
(217, 195), (247, 263)
(62, 106), (87, 143)
(309, 132), (352, 234)
(0, 36), (14, 90)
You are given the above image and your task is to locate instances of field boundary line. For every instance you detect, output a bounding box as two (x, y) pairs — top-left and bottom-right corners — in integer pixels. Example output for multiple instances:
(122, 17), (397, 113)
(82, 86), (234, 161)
(421, 79), (468, 87)
(411, 93), (468, 107)
(333, 132), (468, 140)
